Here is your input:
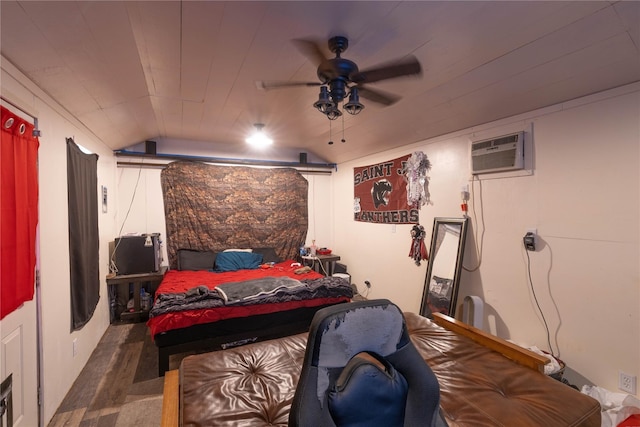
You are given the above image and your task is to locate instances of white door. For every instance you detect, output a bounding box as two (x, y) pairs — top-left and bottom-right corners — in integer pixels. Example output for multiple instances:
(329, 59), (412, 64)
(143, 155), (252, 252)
(0, 294), (39, 426)
(0, 102), (42, 426)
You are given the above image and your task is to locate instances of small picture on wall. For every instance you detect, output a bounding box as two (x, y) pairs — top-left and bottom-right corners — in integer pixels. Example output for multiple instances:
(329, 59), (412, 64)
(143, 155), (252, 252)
(101, 185), (107, 213)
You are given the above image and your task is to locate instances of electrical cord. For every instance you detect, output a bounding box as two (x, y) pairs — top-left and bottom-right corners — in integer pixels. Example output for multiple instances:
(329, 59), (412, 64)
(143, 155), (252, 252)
(109, 163), (144, 274)
(306, 255), (332, 277)
(463, 175), (485, 272)
(361, 286), (370, 299)
(357, 281), (371, 299)
(461, 174), (556, 357)
(316, 257), (329, 277)
(524, 243), (555, 357)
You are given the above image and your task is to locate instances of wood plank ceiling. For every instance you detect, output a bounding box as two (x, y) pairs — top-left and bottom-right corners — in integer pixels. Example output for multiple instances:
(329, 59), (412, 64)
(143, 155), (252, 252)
(1, 1), (638, 164)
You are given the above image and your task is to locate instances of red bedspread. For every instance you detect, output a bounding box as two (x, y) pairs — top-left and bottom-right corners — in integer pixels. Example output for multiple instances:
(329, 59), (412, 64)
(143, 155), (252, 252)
(147, 260), (350, 336)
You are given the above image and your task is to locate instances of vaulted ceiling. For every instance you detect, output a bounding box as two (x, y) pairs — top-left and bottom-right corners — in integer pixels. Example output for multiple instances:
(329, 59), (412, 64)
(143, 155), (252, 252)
(2, 1), (639, 164)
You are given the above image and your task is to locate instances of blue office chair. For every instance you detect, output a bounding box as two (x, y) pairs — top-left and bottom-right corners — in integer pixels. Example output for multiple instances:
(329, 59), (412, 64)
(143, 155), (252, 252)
(289, 299), (447, 427)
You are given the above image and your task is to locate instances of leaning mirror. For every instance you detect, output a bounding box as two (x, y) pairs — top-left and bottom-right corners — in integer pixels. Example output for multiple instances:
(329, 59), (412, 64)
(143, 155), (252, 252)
(419, 217), (469, 318)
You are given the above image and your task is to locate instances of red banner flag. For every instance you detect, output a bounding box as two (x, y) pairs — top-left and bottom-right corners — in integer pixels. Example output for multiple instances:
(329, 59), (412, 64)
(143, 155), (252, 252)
(1, 106), (39, 319)
(353, 154), (418, 224)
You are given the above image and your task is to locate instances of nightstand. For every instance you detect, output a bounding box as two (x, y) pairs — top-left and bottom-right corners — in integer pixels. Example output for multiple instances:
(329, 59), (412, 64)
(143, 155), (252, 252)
(301, 254), (341, 276)
(106, 267), (167, 323)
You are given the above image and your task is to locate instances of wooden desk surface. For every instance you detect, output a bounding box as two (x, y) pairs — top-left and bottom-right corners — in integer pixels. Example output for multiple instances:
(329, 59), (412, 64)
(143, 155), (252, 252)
(314, 254), (340, 262)
(301, 254), (340, 262)
(106, 266), (167, 284)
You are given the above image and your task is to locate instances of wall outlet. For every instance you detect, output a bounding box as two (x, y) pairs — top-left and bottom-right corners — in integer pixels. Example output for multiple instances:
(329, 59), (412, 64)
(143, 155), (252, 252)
(524, 228), (537, 251)
(619, 371), (637, 394)
(73, 338), (78, 357)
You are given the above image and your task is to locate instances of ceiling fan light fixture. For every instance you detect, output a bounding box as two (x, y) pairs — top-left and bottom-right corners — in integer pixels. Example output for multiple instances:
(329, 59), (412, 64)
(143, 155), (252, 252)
(245, 123), (273, 148)
(325, 105), (342, 120)
(344, 87), (364, 115)
(313, 86), (334, 113)
(261, 36), (421, 121)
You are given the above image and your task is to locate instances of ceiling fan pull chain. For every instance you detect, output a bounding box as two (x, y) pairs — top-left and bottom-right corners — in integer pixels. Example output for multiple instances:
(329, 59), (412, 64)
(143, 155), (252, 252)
(341, 111), (346, 143)
(328, 119), (334, 145)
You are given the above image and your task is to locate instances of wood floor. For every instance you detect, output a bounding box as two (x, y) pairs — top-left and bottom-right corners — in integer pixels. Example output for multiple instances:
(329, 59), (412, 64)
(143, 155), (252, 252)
(48, 322), (171, 427)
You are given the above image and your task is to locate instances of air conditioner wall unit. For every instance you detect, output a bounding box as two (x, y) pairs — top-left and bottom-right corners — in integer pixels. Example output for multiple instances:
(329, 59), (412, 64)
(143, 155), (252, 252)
(471, 131), (525, 174)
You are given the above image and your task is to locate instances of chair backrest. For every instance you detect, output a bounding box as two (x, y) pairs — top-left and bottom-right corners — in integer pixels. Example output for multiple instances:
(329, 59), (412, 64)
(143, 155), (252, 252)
(289, 299), (443, 427)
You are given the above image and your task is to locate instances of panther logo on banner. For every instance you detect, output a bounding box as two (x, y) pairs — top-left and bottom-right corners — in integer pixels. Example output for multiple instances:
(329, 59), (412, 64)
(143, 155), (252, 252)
(353, 154), (419, 224)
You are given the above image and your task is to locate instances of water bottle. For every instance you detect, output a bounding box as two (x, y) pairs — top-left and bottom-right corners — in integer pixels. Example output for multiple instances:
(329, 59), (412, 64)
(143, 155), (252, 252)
(140, 288), (151, 311)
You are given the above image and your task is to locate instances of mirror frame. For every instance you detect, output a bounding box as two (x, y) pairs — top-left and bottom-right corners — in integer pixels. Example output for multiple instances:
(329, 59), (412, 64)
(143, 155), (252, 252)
(419, 217), (469, 318)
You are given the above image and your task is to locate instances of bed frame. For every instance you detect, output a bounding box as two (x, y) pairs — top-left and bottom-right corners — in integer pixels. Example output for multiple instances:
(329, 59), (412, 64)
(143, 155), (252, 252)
(160, 312), (549, 426)
(153, 303), (346, 376)
(430, 312), (549, 372)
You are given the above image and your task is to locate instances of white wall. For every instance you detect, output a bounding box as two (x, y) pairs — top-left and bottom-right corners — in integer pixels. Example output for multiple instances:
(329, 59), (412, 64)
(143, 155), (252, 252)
(115, 167), (168, 263)
(304, 172), (334, 249)
(332, 83), (640, 395)
(1, 59), (117, 424)
(127, 136), (329, 165)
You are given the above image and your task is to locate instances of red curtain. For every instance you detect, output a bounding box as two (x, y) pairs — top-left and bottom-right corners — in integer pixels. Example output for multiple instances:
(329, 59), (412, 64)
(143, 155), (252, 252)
(1, 105), (39, 319)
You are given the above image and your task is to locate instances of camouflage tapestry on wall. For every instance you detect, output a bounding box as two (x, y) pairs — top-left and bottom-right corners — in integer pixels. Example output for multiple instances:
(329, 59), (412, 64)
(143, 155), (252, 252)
(161, 161), (308, 269)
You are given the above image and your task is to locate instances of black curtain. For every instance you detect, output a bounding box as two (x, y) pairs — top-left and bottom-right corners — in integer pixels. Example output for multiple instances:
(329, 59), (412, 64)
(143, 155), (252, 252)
(67, 138), (100, 331)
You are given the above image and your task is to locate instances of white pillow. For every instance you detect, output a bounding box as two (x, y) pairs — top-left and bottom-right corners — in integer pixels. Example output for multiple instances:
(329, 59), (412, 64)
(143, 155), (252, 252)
(223, 248), (253, 252)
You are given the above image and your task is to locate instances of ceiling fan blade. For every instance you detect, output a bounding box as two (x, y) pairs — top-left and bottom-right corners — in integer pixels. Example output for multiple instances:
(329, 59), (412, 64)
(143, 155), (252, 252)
(350, 55), (422, 84)
(291, 38), (329, 67)
(357, 85), (401, 106)
(256, 80), (322, 90)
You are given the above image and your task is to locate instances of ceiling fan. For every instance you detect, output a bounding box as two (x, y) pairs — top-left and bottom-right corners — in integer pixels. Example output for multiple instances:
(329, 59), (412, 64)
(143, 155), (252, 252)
(258, 36), (422, 120)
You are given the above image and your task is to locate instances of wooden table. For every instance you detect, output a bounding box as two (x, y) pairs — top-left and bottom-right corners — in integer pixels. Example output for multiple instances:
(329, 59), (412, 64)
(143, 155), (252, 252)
(301, 254), (341, 276)
(106, 267), (166, 323)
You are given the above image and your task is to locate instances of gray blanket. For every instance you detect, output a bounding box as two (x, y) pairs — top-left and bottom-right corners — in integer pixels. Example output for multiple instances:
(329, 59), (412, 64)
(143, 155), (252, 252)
(149, 276), (353, 318)
(150, 285), (225, 317)
(216, 276), (306, 304)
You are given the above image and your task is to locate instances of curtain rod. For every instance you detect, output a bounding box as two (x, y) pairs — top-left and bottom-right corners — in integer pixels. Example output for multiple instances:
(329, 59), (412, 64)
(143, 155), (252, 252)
(0, 96), (41, 136)
(116, 161), (333, 174)
(114, 150), (338, 171)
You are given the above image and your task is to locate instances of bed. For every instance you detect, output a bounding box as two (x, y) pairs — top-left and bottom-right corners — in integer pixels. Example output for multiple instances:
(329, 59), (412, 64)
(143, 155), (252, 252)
(147, 249), (353, 376)
(160, 309), (601, 427)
